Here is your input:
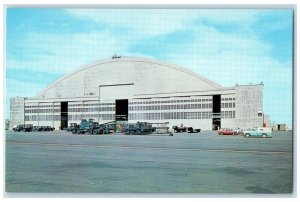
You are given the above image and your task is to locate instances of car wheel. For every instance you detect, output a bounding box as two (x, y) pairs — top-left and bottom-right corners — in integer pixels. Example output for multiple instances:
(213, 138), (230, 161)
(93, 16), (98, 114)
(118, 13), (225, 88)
(220, 133), (223, 135)
(245, 133), (250, 138)
(262, 134), (267, 138)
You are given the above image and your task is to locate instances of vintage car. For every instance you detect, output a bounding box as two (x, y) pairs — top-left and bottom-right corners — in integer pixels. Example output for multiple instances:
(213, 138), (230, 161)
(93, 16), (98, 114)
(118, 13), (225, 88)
(217, 128), (237, 135)
(243, 127), (272, 138)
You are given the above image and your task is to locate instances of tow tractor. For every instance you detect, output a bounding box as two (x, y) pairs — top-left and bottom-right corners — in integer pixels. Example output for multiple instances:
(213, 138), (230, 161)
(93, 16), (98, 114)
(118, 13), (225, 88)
(124, 122), (173, 136)
(172, 124), (201, 133)
(69, 119), (114, 135)
(124, 122), (156, 135)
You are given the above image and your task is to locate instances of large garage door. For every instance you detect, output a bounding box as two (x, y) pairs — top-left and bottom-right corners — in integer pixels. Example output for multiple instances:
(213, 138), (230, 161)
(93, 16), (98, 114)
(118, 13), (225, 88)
(60, 102), (68, 130)
(115, 99), (128, 121)
(212, 95), (221, 130)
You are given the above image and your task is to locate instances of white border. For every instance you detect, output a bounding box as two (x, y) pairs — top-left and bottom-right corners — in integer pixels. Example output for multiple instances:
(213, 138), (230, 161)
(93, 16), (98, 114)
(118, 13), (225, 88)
(1, 1), (298, 201)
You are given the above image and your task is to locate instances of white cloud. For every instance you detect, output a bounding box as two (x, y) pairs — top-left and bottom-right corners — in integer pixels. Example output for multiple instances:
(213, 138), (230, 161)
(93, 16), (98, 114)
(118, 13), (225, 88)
(65, 9), (262, 37)
(7, 30), (131, 74)
(66, 9), (198, 37)
(162, 25), (292, 124)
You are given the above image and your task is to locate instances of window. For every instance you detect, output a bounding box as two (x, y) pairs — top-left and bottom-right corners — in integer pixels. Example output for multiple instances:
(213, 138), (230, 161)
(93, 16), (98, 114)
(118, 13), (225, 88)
(229, 111), (232, 118)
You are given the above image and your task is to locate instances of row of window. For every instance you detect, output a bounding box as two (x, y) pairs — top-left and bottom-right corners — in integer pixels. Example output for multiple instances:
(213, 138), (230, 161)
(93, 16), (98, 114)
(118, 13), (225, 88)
(129, 111), (214, 120)
(128, 111), (236, 120)
(129, 99), (212, 105)
(24, 114), (115, 121)
(25, 107), (116, 114)
(221, 103), (235, 108)
(221, 98), (235, 101)
(25, 109), (61, 114)
(68, 107), (115, 113)
(25, 111), (236, 122)
(221, 111), (236, 119)
(25, 105), (60, 108)
(25, 115), (61, 121)
(68, 114), (114, 121)
(129, 103), (213, 111)
(24, 98), (235, 109)
(69, 103), (114, 107)
(24, 104), (235, 114)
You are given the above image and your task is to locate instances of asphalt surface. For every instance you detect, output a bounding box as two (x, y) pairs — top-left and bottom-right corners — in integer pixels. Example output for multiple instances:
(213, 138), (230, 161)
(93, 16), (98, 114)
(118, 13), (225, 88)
(5, 130), (293, 194)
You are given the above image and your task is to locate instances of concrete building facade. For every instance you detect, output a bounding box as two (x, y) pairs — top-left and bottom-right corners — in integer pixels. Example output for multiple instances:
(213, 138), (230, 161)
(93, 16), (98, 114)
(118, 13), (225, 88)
(10, 56), (264, 130)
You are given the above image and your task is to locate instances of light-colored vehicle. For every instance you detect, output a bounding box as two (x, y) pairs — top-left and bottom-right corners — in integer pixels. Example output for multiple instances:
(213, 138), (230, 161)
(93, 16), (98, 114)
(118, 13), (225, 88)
(243, 127), (272, 138)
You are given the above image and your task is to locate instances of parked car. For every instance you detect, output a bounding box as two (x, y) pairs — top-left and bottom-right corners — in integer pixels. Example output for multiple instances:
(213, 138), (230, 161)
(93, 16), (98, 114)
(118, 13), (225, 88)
(46, 126), (55, 131)
(32, 126), (42, 132)
(13, 124), (33, 132)
(217, 128), (237, 135)
(243, 127), (272, 138)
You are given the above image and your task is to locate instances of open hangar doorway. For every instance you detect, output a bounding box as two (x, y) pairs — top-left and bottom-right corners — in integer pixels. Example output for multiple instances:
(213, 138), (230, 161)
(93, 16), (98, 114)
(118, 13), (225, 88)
(212, 95), (221, 130)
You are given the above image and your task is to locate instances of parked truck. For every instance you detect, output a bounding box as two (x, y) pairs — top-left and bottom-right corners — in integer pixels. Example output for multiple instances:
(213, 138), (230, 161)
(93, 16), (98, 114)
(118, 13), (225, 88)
(124, 122), (156, 135)
(172, 124), (201, 133)
(243, 127), (272, 138)
(13, 124), (33, 132)
(69, 119), (111, 135)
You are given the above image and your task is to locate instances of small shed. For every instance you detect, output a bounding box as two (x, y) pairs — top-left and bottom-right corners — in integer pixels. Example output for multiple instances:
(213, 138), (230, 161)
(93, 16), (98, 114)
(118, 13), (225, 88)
(277, 124), (286, 131)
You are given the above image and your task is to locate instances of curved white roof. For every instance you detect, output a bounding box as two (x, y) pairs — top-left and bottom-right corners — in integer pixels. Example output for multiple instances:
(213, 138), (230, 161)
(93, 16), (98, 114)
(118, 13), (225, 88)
(35, 56), (223, 99)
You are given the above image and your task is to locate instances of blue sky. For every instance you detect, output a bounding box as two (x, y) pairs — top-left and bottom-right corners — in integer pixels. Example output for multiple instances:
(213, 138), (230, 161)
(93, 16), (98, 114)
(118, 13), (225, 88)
(5, 8), (293, 126)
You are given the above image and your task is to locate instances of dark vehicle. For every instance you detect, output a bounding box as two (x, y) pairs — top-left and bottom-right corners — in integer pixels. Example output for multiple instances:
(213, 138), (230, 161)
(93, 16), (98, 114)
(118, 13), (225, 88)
(124, 122), (156, 135)
(172, 125), (187, 133)
(32, 126), (54, 132)
(45, 126), (55, 131)
(172, 124), (201, 133)
(187, 127), (201, 133)
(103, 121), (117, 133)
(13, 124), (33, 132)
(70, 119), (110, 135)
(69, 123), (78, 133)
(32, 126), (42, 132)
(40, 126), (48, 131)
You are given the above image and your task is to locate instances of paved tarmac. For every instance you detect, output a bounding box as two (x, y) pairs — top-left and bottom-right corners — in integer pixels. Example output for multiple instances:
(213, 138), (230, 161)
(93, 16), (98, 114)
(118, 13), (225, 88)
(5, 130), (293, 194)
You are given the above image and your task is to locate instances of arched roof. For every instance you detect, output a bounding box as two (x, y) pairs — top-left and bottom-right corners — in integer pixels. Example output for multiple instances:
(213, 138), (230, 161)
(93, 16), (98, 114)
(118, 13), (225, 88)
(35, 56), (223, 98)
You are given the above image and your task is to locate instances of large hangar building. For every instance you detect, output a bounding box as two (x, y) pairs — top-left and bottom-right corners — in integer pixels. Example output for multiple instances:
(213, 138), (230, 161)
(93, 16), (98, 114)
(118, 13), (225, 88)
(10, 56), (264, 130)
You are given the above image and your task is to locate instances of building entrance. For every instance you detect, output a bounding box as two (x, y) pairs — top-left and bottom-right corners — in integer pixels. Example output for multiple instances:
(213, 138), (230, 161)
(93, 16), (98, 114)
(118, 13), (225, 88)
(115, 99), (128, 132)
(212, 95), (221, 130)
(60, 102), (68, 130)
(115, 99), (128, 121)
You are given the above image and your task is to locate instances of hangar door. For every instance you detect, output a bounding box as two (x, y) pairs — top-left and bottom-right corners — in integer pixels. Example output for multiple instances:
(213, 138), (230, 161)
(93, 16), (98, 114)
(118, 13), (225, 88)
(99, 83), (134, 100)
(115, 99), (128, 121)
(60, 102), (68, 130)
(212, 95), (221, 130)
(99, 84), (133, 132)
